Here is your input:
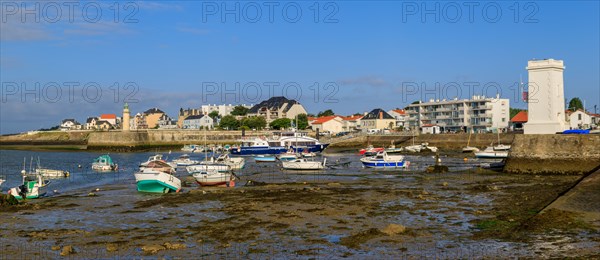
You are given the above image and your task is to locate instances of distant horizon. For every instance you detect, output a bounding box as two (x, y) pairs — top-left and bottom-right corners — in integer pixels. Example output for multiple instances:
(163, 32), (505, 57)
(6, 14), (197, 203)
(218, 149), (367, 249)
(2, 1), (599, 134)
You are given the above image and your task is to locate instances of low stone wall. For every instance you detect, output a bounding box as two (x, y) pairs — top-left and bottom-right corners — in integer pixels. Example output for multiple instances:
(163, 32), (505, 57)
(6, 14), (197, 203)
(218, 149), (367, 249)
(505, 135), (600, 175)
(328, 133), (515, 149)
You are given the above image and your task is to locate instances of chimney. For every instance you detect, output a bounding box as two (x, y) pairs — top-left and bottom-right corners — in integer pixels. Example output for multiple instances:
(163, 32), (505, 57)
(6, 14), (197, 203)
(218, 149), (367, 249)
(379, 111), (383, 119)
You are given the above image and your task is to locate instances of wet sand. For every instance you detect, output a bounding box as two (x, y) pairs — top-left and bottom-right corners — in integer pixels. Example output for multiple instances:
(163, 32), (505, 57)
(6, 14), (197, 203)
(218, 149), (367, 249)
(2, 168), (599, 259)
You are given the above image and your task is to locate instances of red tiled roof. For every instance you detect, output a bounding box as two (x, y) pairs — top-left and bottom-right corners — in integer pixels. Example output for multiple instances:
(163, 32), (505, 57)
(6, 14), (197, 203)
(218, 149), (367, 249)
(100, 114), (117, 119)
(510, 111), (528, 123)
(391, 109), (406, 115)
(341, 115), (363, 121)
(311, 116), (339, 125)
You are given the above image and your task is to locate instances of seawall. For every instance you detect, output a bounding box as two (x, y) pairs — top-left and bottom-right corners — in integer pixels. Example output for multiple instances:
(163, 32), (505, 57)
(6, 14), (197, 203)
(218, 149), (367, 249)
(328, 133), (515, 150)
(505, 135), (600, 175)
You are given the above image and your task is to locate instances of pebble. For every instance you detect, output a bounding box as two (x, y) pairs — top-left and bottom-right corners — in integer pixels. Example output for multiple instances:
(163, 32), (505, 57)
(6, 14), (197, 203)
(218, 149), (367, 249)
(442, 182), (448, 187)
(106, 244), (118, 252)
(381, 224), (407, 235)
(51, 246), (61, 251)
(60, 245), (75, 256)
(142, 244), (165, 254)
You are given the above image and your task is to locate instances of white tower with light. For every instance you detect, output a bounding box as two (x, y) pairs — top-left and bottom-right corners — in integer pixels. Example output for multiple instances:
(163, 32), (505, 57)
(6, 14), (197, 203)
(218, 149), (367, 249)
(524, 59), (568, 134)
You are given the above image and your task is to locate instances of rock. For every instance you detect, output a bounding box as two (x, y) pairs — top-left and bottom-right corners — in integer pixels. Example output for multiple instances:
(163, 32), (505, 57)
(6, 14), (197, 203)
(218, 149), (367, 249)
(142, 244), (165, 254)
(88, 192), (96, 197)
(381, 224), (406, 235)
(417, 194), (425, 200)
(106, 243), (118, 252)
(0, 194), (19, 206)
(327, 182), (342, 187)
(164, 242), (186, 250)
(51, 246), (61, 251)
(421, 190), (429, 195)
(60, 245), (75, 256)
(442, 182), (448, 187)
(491, 185), (499, 191)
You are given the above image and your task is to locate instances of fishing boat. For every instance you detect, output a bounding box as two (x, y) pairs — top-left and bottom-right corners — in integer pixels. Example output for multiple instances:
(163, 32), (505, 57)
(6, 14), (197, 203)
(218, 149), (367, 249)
(193, 168), (235, 187)
(172, 154), (199, 166)
(140, 160), (175, 174)
(134, 169), (181, 193)
(139, 154), (164, 167)
(359, 145), (384, 156)
(254, 155), (277, 163)
(282, 157), (326, 170)
(8, 171), (50, 200)
(211, 153), (246, 170)
(35, 168), (69, 178)
(186, 163), (231, 174)
(474, 147), (508, 159)
(92, 155), (118, 172)
(360, 151), (409, 169)
(230, 131), (329, 155)
(462, 131), (480, 153)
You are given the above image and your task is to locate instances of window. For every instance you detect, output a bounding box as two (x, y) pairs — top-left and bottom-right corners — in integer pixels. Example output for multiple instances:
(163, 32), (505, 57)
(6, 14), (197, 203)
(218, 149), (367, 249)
(578, 114), (582, 120)
(502, 118), (506, 122)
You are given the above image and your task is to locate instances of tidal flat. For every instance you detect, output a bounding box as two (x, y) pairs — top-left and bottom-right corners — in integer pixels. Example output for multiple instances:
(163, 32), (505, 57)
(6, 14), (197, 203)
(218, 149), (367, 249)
(2, 168), (599, 259)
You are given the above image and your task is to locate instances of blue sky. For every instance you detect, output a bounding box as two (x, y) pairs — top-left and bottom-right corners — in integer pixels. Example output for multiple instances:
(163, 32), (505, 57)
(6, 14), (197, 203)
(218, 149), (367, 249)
(1, 1), (599, 134)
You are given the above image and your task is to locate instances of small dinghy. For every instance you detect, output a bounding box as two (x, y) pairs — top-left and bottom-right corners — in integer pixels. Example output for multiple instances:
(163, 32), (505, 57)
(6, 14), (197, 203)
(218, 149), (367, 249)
(254, 155), (277, 163)
(35, 168), (69, 178)
(193, 168), (235, 187)
(282, 158), (326, 170)
(92, 155), (118, 172)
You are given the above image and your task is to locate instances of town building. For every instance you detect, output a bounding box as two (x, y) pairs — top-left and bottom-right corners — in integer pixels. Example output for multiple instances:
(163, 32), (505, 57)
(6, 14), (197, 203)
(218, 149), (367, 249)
(341, 115), (363, 132)
(421, 124), (441, 134)
(310, 116), (345, 134)
(510, 111), (528, 131)
(567, 109), (593, 129)
(182, 115), (214, 130)
(387, 109), (408, 129)
(177, 108), (202, 128)
(130, 113), (148, 130)
(143, 108), (165, 129)
(524, 59), (568, 134)
(360, 109), (395, 132)
(406, 95), (510, 133)
(201, 104), (253, 117)
(247, 96), (307, 123)
(100, 114), (117, 126)
(157, 114), (178, 129)
(85, 117), (98, 130)
(60, 119), (82, 131)
(96, 120), (114, 130)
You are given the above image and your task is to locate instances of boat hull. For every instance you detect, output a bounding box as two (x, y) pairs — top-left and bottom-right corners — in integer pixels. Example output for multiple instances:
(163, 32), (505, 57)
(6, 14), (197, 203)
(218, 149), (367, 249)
(474, 152), (508, 159)
(361, 161), (408, 168)
(9, 181), (49, 199)
(193, 172), (233, 186)
(281, 160), (325, 170)
(230, 146), (288, 155)
(134, 172), (181, 193)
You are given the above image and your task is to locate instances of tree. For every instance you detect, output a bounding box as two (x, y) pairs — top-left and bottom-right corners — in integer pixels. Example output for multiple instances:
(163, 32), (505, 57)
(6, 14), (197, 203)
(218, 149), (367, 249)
(296, 113), (309, 130)
(231, 105), (249, 116)
(208, 111), (220, 119)
(241, 116), (266, 130)
(219, 115), (240, 130)
(317, 109), (335, 117)
(568, 97), (584, 111)
(306, 113), (316, 118)
(269, 118), (292, 130)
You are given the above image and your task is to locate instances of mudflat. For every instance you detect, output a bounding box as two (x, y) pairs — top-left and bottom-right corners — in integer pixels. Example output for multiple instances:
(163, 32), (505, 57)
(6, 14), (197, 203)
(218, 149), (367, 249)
(1, 171), (599, 258)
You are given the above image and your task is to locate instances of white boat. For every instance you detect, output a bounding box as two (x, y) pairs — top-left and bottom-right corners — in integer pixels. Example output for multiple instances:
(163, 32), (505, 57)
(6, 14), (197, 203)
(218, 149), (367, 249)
(404, 145), (422, 153)
(8, 172), (49, 200)
(474, 147), (508, 159)
(186, 164), (231, 174)
(278, 152), (298, 162)
(172, 154), (199, 166)
(92, 155), (118, 172)
(140, 160), (175, 174)
(139, 154), (164, 167)
(181, 144), (201, 152)
(282, 158), (326, 170)
(35, 168), (69, 178)
(134, 169), (181, 193)
(493, 144), (511, 151)
(462, 132), (480, 153)
(193, 168), (234, 186)
(360, 151), (409, 169)
(211, 153), (245, 170)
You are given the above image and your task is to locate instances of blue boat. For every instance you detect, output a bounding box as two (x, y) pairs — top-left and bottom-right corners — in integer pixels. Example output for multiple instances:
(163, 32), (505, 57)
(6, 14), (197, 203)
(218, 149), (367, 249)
(254, 155), (277, 163)
(231, 131), (329, 156)
(360, 151), (409, 169)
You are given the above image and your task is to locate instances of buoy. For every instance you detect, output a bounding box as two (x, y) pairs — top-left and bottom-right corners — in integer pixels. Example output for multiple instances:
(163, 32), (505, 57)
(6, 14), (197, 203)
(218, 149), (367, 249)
(463, 157), (468, 162)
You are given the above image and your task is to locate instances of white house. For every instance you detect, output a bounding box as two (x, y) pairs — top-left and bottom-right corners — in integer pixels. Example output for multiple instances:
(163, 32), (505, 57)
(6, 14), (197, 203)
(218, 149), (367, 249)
(421, 124), (441, 134)
(568, 110), (592, 129)
(157, 114), (178, 129)
(60, 119), (81, 131)
(183, 115), (214, 129)
(201, 104), (253, 117)
(387, 109), (408, 129)
(342, 115), (362, 132)
(85, 117), (98, 130)
(310, 116), (345, 134)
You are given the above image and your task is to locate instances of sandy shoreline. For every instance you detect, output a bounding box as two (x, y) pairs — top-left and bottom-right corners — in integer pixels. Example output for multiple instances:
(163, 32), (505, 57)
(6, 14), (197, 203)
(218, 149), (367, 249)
(2, 169), (599, 258)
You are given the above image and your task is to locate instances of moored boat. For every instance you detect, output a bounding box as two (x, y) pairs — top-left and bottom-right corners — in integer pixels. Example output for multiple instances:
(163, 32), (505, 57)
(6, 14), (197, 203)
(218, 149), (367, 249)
(254, 155), (277, 163)
(92, 155), (118, 172)
(359, 145), (385, 156)
(140, 160), (175, 174)
(474, 147), (508, 159)
(282, 158), (326, 170)
(8, 172), (49, 200)
(134, 169), (181, 193)
(193, 168), (235, 186)
(278, 150), (299, 162)
(211, 153), (245, 170)
(35, 168), (69, 178)
(230, 131), (329, 155)
(172, 154), (199, 166)
(140, 154), (164, 167)
(360, 151), (409, 169)
(186, 164), (231, 174)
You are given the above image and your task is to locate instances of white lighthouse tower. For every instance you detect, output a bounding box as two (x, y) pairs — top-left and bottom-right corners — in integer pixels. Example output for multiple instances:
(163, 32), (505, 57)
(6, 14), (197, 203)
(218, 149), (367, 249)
(524, 59), (568, 134)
